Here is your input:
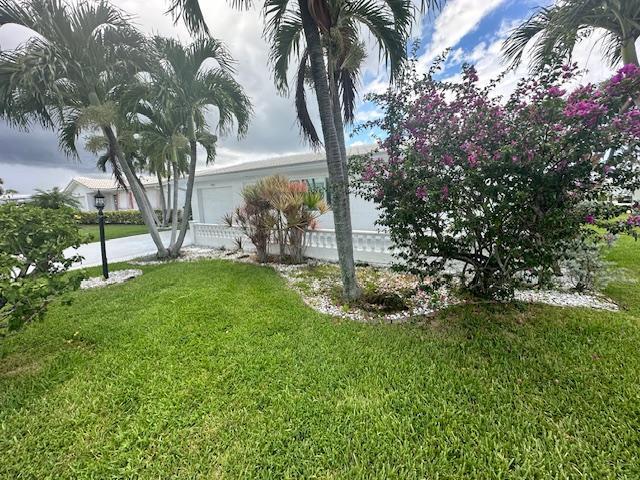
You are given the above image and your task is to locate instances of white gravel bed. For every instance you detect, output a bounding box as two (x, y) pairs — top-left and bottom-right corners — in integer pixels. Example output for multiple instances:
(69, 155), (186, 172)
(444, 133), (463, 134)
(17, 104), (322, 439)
(130, 247), (250, 265)
(81, 269), (143, 289)
(514, 289), (619, 311)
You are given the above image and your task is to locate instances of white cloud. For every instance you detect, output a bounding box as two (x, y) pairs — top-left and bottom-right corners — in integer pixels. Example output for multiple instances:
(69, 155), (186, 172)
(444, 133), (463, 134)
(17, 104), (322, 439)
(441, 26), (640, 100)
(354, 108), (383, 123)
(418, 0), (507, 70)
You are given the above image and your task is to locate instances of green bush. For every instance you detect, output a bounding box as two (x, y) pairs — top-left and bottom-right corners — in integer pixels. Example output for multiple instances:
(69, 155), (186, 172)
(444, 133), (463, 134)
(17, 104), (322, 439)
(0, 204), (85, 333)
(75, 209), (182, 225)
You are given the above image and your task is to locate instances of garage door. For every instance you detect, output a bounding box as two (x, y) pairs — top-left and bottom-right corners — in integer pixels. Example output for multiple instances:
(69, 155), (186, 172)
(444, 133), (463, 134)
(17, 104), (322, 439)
(198, 186), (234, 224)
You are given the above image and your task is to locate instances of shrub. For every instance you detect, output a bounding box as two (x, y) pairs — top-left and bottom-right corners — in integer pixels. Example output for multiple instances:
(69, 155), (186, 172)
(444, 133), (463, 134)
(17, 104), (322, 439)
(75, 209), (181, 225)
(560, 236), (618, 292)
(226, 175), (329, 263)
(0, 204), (85, 333)
(353, 60), (640, 299)
(229, 182), (275, 263)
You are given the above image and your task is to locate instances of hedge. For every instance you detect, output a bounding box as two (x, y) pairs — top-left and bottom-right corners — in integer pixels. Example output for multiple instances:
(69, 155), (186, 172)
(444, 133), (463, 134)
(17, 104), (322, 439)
(75, 209), (182, 225)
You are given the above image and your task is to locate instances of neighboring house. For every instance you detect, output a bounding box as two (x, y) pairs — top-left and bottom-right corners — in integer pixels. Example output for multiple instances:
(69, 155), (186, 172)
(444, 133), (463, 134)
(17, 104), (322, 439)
(0, 193), (32, 204)
(191, 144), (384, 231)
(63, 176), (186, 212)
(189, 145), (394, 264)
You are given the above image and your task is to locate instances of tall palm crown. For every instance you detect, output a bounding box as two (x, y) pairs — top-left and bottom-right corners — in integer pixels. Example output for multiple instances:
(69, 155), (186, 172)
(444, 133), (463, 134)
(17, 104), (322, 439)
(268, 0), (407, 145)
(142, 36), (251, 141)
(169, 0), (415, 143)
(0, 0), (145, 156)
(503, 0), (640, 70)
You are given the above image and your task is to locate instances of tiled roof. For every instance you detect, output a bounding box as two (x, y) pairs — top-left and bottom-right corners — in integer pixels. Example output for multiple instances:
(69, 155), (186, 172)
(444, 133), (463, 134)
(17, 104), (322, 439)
(68, 175), (158, 191)
(195, 144), (378, 177)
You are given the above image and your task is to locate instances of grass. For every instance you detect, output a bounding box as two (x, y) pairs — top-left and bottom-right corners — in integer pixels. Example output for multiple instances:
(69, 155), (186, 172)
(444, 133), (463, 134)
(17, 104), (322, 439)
(80, 223), (149, 242)
(0, 239), (639, 478)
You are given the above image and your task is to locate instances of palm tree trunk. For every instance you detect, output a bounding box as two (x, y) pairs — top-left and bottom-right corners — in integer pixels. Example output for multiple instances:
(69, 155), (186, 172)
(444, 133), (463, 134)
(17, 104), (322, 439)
(103, 126), (168, 257)
(171, 137), (198, 256)
(170, 155), (179, 246)
(133, 168), (161, 227)
(89, 91), (167, 256)
(157, 173), (168, 227)
(621, 36), (639, 66)
(167, 160), (173, 224)
(330, 73), (353, 211)
(300, 0), (360, 300)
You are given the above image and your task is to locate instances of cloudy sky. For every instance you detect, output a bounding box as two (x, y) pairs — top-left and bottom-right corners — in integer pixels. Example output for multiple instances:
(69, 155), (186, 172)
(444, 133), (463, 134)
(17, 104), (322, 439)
(0, 0), (634, 193)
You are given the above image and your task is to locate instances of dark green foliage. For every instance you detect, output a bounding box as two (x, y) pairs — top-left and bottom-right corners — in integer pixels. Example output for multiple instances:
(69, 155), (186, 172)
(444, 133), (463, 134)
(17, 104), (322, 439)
(75, 209), (181, 225)
(0, 204), (85, 333)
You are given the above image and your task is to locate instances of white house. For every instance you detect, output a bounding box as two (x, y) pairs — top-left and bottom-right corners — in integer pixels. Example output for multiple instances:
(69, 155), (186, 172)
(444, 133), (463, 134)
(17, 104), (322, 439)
(192, 144), (384, 230)
(189, 145), (395, 264)
(64, 176), (186, 212)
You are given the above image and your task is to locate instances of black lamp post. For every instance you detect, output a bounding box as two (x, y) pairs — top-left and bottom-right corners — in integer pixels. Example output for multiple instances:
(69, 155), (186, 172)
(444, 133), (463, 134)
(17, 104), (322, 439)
(94, 190), (109, 279)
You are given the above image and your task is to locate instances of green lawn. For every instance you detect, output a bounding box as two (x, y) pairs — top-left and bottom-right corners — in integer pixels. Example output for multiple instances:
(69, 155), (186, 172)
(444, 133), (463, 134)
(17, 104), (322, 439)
(1, 239), (639, 478)
(80, 223), (149, 242)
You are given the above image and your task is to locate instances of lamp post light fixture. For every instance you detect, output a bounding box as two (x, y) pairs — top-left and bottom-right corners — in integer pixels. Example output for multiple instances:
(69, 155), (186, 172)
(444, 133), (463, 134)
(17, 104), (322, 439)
(94, 190), (109, 279)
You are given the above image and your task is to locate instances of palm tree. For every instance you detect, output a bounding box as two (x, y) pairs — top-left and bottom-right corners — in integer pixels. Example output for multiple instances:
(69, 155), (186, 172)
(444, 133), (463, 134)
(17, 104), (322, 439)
(31, 187), (80, 209)
(0, 0), (171, 255)
(133, 36), (251, 256)
(503, 0), (640, 70)
(169, 0), (431, 299)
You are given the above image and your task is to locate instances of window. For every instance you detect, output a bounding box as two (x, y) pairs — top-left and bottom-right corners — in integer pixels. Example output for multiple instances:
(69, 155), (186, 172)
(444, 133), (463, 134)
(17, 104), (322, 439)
(295, 177), (331, 205)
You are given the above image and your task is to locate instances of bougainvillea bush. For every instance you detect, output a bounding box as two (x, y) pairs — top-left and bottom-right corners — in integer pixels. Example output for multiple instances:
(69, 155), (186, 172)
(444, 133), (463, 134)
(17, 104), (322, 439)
(353, 61), (640, 298)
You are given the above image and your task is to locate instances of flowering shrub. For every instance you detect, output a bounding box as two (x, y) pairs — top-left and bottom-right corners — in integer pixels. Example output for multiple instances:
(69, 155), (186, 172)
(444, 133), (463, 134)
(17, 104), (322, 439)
(353, 61), (640, 298)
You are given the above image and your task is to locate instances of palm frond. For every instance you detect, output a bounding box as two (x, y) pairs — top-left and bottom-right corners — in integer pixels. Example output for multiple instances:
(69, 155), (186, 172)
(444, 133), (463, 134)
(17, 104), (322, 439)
(294, 50), (321, 147)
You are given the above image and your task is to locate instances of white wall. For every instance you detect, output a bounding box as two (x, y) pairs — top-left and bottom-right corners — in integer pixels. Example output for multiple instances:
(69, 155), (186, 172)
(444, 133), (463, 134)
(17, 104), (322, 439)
(67, 184), (93, 212)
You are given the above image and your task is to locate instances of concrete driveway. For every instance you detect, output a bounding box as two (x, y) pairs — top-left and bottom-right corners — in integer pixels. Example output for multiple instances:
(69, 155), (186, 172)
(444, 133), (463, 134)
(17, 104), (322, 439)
(67, 230), (192, 269)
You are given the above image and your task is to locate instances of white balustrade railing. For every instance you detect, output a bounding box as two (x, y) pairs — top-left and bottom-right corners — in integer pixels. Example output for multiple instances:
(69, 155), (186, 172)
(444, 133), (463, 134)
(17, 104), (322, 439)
(190, 222), (395, 265)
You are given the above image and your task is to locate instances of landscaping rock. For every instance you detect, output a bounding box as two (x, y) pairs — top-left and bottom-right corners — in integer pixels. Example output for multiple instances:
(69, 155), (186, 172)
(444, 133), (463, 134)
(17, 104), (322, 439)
(81, 269), (143, 289)
(514, 289), (619, 311)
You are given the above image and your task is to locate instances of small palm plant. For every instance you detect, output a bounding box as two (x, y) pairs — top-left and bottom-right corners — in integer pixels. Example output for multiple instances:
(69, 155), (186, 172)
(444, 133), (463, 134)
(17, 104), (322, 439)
(227, 175), (329, 263)
(282, 182), (329, 263)
(31, 187), (80, 210)
(232, 181), (277, 263)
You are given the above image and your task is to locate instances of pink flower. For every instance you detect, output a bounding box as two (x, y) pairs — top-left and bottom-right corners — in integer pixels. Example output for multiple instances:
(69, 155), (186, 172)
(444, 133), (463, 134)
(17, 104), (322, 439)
(584, 214), (595, 224)
(627, 215), (640, 227)
(416, 186), (428, 200)
(563, 100), (606, 126)
(619, 64), (640, 77)
(362, 164), (376, 182)
(440, 185), (449, 200)
(468, 153), (478, 168)
(442, 154), (454, 166)
(546, 86), (566, 98)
